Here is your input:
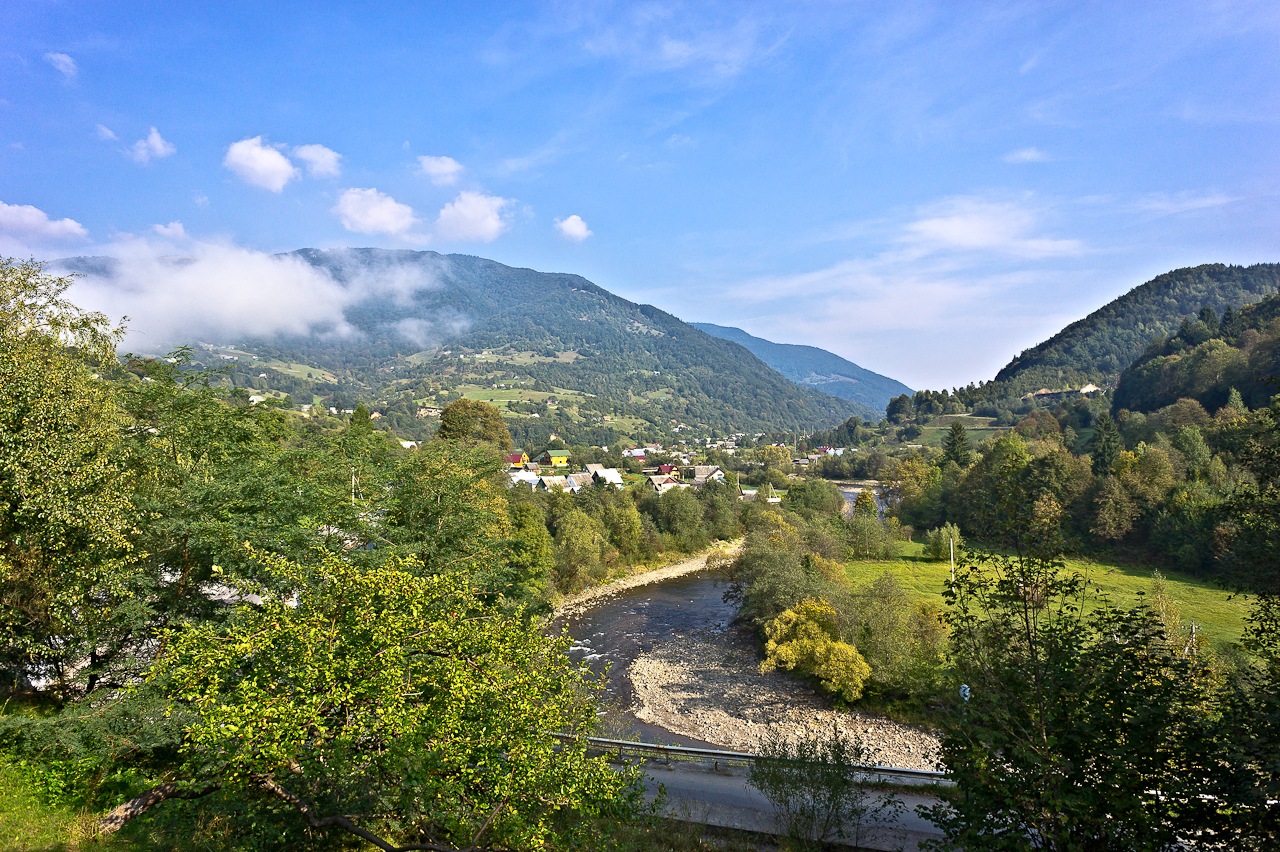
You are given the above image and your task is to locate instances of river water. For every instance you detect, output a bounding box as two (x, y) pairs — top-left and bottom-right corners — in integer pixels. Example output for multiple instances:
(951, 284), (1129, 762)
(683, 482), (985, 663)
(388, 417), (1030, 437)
(553, 570), (736, 747)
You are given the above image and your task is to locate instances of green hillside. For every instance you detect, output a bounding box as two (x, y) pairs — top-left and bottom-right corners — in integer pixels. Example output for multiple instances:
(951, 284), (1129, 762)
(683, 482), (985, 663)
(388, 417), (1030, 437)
(982, 263), (1280, 401)
(1112, 293), (1280, 414)
(690, 322), (911, 419)
(68, 249), (859, 444)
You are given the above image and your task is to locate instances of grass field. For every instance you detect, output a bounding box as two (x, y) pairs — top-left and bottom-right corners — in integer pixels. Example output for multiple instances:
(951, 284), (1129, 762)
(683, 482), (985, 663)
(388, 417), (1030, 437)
(457, 384), (591, 409)
(260, 359), (336, 383)
(0, 760), (129, 852)
(844, 542), (1251, 648)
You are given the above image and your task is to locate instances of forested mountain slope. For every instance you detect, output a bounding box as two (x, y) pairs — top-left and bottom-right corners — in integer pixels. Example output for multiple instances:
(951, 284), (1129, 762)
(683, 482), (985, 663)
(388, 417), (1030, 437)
(1112, 293), (1280, 413)
(984, 263), (1280, 400)
(64, 249), (858, 442)
(691, 322), (910, 419)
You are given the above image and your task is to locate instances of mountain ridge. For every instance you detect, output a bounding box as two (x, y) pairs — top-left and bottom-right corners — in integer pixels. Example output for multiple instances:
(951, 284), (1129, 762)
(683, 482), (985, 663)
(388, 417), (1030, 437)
(978, 263), (1280, 401)
(60, 248), (862, 444)
(690, 322), (910, 418)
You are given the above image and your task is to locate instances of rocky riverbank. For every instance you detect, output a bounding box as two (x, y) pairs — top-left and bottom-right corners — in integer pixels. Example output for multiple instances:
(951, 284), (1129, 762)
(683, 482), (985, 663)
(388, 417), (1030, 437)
(628, 626), (941, 772)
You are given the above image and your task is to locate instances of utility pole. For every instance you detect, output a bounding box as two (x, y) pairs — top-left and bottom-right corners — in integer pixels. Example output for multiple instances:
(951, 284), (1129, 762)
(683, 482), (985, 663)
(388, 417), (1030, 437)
(950, 535), (955, 585)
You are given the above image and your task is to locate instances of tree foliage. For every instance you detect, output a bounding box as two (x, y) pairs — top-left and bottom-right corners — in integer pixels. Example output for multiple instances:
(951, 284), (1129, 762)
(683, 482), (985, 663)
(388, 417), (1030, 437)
(925, 549), (1222, 851)
(760, 598), (872, 702)
(110, 550), (640, 850)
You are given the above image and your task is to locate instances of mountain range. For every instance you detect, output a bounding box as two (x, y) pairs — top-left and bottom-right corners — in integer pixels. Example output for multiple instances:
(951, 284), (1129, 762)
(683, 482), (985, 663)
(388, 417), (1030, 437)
(63, 248), (890, 444)
(691, 322), (911, 416)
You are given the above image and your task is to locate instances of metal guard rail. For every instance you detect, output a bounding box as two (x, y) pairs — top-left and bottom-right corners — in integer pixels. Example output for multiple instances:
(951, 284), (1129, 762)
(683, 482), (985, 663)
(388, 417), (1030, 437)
(555, 733), (951, 786)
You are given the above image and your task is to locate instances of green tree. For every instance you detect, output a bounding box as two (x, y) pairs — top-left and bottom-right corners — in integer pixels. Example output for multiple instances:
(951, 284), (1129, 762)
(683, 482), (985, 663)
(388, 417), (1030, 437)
(436, 398), (512, 449)
(0, 259), (138, 697)
(1090, 411), (1122, 476)
(1091, 476), (1138, 541)
(925, 550), (1221, 850)
(785, 479), (844, 518)
(761, 598), (872, 702)
(554, 509), (609, 590)
(852, 489), (878, 519)
(99, 551), (641, 849)
(846, 514), (894, 559)
(383, 440), (511, 582)
(757, 444), (793, 472)
(504, 502), (555, 606)
(941, 421), (973, 467)
(922, 523), (964, 562)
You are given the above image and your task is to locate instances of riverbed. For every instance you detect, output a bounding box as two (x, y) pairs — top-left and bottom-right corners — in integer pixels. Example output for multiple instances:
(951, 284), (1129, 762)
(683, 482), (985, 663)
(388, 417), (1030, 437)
(554, 566), (941, 770)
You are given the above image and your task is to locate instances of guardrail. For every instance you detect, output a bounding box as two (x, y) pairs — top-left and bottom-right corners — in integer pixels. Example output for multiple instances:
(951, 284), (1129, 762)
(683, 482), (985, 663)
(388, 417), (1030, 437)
(558, 734), (951, 787)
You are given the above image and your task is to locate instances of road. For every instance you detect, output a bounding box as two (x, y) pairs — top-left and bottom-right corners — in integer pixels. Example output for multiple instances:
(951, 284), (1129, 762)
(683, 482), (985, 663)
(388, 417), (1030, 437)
(639, 759), (945, 851)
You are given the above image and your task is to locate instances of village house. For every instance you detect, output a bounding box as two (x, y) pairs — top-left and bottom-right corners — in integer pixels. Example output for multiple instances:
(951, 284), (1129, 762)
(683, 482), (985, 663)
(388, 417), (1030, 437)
(646, 474), (684, 495)
(686, 465), (725, 486)
(588, 465), (624, 488)
(507, 469), (539, 489)
(538, 449), (572, 467)
(506, 450), (530, 468)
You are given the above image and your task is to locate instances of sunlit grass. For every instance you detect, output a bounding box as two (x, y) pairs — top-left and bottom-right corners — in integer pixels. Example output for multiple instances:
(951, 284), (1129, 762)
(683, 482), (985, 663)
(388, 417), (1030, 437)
(844, 542), (1251, 648)
(0, 760), (110, 852)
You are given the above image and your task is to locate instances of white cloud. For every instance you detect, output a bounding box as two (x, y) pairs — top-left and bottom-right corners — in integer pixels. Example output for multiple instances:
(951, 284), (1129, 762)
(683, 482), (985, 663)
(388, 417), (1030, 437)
(0, 201), (88, 241)
(555, 214), (593, 241)
(332, 188), (418, 235)
(581, 12), (770, 81)
(902, 196), (1083, 258)
(223, 136), (297, 192)
(96, 124), (118, 141)
(130, 127), (176, 164)
(62, 239), (461, 350)
(68, 238), (356, 347)
(44, 52), (77, 81)
(292, 143), (342, 177)
(418, 155), (464, 186)
(152, 221), (187, 239)
(1135, 191), (1236, 215)
(434, 191), (512, 242)
(1004, 147), (1049, 164)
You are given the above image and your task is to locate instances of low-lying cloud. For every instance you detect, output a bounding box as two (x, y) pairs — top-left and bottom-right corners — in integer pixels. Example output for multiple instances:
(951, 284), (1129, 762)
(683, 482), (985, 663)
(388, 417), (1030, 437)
(63, 234), (460, 351)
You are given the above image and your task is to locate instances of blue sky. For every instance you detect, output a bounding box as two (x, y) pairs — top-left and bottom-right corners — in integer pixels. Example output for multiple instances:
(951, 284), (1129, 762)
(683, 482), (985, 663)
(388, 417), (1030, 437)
(2, 1), (1278, 389)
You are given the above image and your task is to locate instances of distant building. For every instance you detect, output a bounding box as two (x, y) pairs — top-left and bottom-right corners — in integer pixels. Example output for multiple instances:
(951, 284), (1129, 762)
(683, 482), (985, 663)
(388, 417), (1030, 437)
(591, 467), (625, 488)
(506, 451), (530, 467)
(507, 469), (539, 489)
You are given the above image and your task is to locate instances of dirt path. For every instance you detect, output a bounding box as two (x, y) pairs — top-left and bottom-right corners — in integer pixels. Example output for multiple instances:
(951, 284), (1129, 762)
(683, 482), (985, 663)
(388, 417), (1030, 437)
(552, 540), (743, 619)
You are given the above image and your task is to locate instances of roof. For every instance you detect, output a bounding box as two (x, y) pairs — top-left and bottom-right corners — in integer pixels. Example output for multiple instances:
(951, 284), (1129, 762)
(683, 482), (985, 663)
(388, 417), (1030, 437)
(593, 468), (624, 486)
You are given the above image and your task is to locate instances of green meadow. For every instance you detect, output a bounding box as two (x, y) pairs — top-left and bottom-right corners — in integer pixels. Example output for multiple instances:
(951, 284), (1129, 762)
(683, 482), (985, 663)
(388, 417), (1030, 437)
(845, 541), (1250, 648)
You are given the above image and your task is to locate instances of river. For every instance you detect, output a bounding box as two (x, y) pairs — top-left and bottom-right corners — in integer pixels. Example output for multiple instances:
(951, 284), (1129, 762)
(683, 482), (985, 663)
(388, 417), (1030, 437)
(554, 570), (736, 747)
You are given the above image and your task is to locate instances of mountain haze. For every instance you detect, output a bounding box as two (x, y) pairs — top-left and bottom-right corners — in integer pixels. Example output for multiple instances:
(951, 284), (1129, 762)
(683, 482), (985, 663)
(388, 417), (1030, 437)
(691, 322), (911, 419)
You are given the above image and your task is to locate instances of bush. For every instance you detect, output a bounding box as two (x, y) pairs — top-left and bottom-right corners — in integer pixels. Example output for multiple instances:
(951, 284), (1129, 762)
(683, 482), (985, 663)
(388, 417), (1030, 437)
(923, 522), (964, 562)
(760, 599), (871, 702)
(748, 725), (903, 849)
